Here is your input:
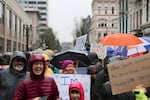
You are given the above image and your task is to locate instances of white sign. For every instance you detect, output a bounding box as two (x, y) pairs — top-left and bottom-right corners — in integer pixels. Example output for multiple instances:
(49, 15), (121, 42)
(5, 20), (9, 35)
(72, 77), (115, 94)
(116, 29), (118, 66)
(48, 74), (91, 100)
(74, 34), (87, 51)
(90, 43), (107, 59)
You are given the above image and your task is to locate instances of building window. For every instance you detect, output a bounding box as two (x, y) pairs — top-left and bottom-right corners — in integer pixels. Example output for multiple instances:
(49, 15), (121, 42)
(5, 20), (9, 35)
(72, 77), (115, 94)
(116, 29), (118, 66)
(29, 1), (36, 4)
(38, 7), (46, 10)
(146, 0), (149, 21)
(112, 24), (114, 27)
(7, 39), (11, 52)
(98, 6), (101, 14)
(40, 24), (46, 26)
(112, 7), (114, 14)
(40, 13), (46, 15)
(38, 1), (46, 4)
(6, 8), (10, 28)
(0, 2), (4, 35)
(98, 19), (107, 28)
(0, 2), (3, 24)
(41, 18), (46, 21)
(15, 15), (17, 32)
(105, 7), (107, 14)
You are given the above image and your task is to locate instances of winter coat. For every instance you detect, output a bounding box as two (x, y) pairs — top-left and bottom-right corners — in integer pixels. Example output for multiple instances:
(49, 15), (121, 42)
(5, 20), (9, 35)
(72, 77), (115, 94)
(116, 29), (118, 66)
(42, 53), (54, 75)
(13, 54), (59, 100)
(103, 81), (135, 100)
(13, 77), (59, 100)
(0, 51), (29, 100)
(69, 82), (84, 100)
(92, 69), (109, 100)
(132, 89), (148, 100)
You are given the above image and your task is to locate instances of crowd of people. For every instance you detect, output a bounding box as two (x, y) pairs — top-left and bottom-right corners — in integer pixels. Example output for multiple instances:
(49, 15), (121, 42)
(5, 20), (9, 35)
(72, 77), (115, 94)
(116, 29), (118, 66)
(0, 49), (149, 100)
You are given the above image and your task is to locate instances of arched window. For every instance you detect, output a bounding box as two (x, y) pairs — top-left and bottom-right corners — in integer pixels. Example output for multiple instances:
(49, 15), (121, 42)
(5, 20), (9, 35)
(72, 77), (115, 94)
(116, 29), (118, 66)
(97, 19), (107, 28)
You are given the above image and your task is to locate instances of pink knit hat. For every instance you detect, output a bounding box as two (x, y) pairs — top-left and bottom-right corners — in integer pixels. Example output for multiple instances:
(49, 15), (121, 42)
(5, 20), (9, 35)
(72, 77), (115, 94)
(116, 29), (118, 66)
(60, 60), (74, 69)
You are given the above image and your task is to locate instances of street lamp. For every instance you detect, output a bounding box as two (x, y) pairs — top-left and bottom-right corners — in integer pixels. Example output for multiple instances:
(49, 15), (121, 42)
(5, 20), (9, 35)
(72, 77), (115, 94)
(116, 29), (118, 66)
(23, 24), (32, 51)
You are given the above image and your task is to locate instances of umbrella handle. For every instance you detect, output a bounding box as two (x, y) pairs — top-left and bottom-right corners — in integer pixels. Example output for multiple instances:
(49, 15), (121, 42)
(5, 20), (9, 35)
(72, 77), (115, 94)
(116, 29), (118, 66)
(75, 61), (78, 68)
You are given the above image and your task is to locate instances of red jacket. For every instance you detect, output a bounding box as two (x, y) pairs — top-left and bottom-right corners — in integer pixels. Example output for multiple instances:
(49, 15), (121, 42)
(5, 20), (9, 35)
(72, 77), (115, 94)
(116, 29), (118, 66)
(13, 77), (59, 100)
(69, 82), (84, 100)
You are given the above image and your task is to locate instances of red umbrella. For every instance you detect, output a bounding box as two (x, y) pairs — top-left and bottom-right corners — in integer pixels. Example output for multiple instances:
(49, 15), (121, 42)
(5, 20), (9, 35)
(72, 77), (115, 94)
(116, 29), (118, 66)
(99, 33), (143, 46)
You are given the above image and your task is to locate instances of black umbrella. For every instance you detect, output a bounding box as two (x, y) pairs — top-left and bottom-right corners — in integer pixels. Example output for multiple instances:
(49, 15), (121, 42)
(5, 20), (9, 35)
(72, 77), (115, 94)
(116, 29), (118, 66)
(50, 50), (91, 69)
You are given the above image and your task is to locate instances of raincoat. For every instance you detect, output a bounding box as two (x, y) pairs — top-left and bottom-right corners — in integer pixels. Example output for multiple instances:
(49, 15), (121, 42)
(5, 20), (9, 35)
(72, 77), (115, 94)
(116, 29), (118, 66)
(0, 51), (29, 100)
(69, 82), (84, 100)
(42, 54), (54, 75)
(133, 89), (148, 100)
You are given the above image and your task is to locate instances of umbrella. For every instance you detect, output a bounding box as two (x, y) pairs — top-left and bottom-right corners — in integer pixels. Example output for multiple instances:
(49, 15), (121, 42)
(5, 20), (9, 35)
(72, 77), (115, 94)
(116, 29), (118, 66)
(139, 36), (150, 50)
(50, 50), (91, 69)
(99, 33), (143, 46)
(126, 36), (150, 56)
(112, 36), (150, 57)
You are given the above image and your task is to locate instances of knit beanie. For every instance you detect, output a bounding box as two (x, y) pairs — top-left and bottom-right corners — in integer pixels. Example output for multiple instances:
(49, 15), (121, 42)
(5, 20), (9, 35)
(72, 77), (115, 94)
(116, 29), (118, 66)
(60, 60), (74, 69)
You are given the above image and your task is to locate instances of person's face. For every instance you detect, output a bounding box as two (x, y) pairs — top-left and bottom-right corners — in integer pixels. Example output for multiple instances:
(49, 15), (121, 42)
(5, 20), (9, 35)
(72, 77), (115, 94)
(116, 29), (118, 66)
(45, 60), (50, 66)
(63, 64), (75, 74)
(70, 90), (80, 100)
(13, 58), (25, 72)
(32, 61), (44, 75)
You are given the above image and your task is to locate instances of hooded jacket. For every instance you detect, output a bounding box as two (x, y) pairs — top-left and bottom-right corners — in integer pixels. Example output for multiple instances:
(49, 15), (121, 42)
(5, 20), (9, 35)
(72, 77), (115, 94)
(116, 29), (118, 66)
(0, 51), (29, 100)
(13, 54), (59, 100)
(42, 54), (54, 75)
(69, 82), (84, 100)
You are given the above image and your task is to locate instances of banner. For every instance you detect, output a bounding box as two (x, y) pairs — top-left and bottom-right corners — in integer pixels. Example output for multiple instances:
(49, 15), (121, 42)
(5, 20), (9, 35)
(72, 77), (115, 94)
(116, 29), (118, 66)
(48, 74), (91, 100)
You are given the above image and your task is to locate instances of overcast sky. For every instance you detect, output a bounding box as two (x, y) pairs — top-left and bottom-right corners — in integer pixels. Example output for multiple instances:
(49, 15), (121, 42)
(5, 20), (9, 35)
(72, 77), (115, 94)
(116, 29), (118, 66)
(48, 0), (92, 43)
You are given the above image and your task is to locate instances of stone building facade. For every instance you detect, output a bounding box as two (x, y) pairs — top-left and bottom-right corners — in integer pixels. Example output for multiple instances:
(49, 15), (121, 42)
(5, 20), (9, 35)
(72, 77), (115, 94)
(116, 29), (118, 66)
(0, 0), (31, 53)
(90, 0), (119, 44)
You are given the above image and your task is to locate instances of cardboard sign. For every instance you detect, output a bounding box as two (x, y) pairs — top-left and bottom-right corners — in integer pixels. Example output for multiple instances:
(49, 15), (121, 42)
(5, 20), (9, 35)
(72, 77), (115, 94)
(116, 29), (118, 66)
(108, 53), (150, 95)
(48, 74), (91, 100)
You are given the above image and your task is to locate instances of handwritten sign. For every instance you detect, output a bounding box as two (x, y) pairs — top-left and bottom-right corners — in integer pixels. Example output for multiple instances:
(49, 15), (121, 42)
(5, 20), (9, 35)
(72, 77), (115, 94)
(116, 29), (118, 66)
(74, 34), (87, 51)
(48, 74), (91, 100)
(108, 53), (150, 95)
(90, 43), (107, 59)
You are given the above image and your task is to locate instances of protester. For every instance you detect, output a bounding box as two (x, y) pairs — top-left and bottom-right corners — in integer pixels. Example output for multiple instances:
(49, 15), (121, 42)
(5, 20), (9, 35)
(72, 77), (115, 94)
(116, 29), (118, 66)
(42, 53), (54, 75)
(87, 64), (101, 100)
(0, 51), (29, 100)
(96, 55), (146, 100)
(60, 60), (76, 74)
(69, 82), (84, 100)
(87, 52), (101, 64)
(92, 55), (113, 100)
(92, 55), (133, 100)
(13, 54), (59, 100)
